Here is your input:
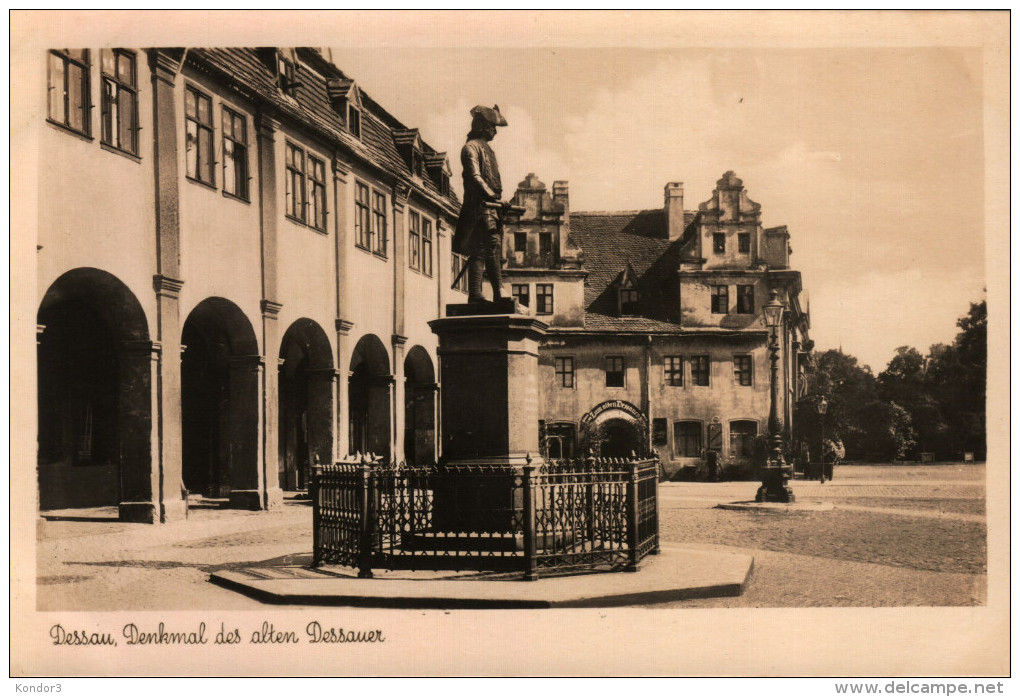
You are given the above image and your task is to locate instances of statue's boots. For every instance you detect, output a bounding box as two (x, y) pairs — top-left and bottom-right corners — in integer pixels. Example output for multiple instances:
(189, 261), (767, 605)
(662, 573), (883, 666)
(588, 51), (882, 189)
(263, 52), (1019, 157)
(486, 245), (503, 301)
(467, 256), (486, 303)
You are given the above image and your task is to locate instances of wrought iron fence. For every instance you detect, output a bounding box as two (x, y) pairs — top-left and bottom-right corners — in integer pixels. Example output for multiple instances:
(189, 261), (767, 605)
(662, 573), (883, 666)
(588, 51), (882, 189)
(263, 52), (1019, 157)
(311, 454), (660, 580)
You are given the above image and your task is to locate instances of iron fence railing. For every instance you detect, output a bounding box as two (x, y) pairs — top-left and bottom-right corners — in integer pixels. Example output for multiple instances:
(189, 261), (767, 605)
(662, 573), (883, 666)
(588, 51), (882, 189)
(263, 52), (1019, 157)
(311, 454), (660, 580)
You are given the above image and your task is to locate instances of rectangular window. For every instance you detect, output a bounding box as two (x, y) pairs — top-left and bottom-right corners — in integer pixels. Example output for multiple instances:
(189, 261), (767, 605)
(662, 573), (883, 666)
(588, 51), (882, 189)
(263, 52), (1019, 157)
(536, 284), (554, 315)
(605, 356), (624, 388)
(664, 356), (683, 386)
(185, 85), (215, 185)
(737, 284), (755, 314)
(734, 355), (753, 386)
(309, 156), (327, 230)
(221, 107), (248, 200)
(711, 285), (729, 314)
(48, 49), (91, 136)
(277, 54), (296, 94)
(348, 105), (361, 139)
(512, 283), (530, 308)
(355, 182), (372, 250)
(713, 232), (726, 254)
(554, 357), (574, 388)
(421, 218), (433, 276)
(652, 418), (668, 447)
(545, 422), (577, 459)
(691, 355), (710, 386)
(620, 288), (639, 316)
(285, 142), (306, 220)
(100, 49), (137, 154)
(372, 191), (388, 255)
(408, 210), (422, 271)
(738, 232), (751, 253)
(730, 421), (758, 458)
(674, 421), (703, 458)
(514, 232), (527, 253)
(452, 253), (468, 292)
(539, 232), (553, 257)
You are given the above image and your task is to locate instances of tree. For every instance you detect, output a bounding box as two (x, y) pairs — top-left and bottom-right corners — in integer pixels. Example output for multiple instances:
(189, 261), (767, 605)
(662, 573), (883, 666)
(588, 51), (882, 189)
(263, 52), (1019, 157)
(925, 300), (986, 458)
(878, 346), (947, 457)
(798, 299), (985, 462)
(797, 348), (918, 461)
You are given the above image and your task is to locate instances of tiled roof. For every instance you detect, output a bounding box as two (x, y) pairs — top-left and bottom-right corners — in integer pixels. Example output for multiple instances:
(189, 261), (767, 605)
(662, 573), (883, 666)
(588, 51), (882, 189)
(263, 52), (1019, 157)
(569, 210), (696, 329)
(187, 48), (459, 213)
(579, 313), (684, 333)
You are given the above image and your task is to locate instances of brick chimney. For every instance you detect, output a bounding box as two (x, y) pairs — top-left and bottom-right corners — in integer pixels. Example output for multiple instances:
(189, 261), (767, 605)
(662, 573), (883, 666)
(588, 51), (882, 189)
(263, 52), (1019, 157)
(664, 182), (685, 240)
(553, 180), (570, 243)
(552, 181), (569, 212)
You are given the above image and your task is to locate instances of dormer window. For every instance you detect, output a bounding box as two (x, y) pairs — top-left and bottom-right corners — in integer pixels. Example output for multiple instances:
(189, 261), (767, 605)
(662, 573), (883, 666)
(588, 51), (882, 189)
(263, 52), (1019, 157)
(278, 55), (294, 88)
(347, 104), (361, 139)
(261, 49), (300, 96)
(326, 77), (362, 139)
(619, 288), (639, 316)
(392, 128), (425, 178)
(617, 264), (640, 316)
(425, 153), (453, 195)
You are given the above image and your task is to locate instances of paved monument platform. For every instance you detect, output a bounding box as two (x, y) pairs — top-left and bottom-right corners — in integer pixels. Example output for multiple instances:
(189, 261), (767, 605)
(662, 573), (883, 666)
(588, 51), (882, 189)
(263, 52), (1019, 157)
(716, 500), (835, 512)
(209, 544), (753, 608)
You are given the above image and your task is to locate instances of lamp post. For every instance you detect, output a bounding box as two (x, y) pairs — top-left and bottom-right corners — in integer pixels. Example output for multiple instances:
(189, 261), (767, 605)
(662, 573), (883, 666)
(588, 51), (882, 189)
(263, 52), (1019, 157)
(817, 395), (829, 482)
(756, 289), (795, 503)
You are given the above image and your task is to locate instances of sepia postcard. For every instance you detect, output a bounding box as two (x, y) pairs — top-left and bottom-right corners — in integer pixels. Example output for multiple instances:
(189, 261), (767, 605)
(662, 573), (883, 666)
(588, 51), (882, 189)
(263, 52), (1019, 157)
(9, 10), (1010, 678)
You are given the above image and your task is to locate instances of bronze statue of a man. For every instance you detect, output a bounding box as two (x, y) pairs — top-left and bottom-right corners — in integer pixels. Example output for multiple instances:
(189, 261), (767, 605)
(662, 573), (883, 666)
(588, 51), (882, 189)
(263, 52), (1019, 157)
(453, 104), (507, 303)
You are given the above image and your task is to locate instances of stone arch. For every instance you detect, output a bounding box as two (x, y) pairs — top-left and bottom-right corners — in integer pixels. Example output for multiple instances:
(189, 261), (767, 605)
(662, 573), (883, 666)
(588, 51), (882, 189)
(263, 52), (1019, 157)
(348, 334), (391, 458)
(36, 267), (154, 519)
(181, 297), (262, 507)
(278, 319), (334, 489)
(403, 345), (436, 465)
(578, 400), (649, 458)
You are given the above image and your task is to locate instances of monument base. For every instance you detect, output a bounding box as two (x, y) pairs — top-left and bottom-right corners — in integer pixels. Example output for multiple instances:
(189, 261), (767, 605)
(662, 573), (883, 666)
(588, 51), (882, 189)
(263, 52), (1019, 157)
(445, 298), (518, 317)
(402, 529), (577, 553)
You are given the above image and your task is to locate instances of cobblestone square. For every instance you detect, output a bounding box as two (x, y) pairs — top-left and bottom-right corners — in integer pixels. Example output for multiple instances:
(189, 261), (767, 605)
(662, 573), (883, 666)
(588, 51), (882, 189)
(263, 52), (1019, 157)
(35, 463), (986, 610)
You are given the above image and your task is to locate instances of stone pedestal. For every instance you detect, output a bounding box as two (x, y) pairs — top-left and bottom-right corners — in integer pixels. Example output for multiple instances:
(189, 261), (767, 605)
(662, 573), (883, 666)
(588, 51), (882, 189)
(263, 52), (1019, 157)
(430, 305), (546, 462)
(428, 305), (547, 534)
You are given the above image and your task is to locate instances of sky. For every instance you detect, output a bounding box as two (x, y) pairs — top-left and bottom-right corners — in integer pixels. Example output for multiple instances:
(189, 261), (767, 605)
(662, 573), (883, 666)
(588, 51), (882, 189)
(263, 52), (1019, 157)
(330, 44), (987, 373)
(17, 10), (993, 374)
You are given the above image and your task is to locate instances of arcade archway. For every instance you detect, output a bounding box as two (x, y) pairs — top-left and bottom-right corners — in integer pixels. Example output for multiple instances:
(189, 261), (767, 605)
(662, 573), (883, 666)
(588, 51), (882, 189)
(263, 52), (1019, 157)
(37, 268), (152, 515)
(348, 334), (391, 458)
(403, 346), (436, 465)
(278, 319), (334, 489)
(181, 298), (260, 505)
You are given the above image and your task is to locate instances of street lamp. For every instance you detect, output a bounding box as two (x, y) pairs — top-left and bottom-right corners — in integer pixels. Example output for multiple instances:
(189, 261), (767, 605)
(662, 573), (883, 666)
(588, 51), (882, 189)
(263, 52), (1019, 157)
(756, 289), (795, 503)
(817, 395), (829, 482)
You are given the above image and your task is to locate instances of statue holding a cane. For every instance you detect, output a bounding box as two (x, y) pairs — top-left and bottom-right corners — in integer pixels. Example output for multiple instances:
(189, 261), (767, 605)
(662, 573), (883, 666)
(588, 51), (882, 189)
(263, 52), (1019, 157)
(452, 104), (510, 303)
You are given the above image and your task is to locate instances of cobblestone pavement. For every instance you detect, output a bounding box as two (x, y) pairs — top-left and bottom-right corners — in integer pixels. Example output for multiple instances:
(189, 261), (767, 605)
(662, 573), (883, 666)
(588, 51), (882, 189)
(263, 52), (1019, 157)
(32, 464), (986, 610)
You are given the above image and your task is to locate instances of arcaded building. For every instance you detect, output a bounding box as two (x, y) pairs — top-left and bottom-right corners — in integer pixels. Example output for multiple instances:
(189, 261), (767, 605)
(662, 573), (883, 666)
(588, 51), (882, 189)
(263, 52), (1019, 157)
(37, 47), (466, 521)
(501, 172), (812, 479)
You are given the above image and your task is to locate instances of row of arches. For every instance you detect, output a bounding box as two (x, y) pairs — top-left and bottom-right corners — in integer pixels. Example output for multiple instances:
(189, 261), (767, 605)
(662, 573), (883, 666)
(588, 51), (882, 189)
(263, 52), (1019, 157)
(36, 267), (436, 514)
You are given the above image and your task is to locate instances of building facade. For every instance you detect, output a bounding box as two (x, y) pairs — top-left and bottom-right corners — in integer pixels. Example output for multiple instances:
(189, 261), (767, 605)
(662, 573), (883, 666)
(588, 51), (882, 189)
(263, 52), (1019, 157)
(501, 172), (812, 479)
(37, 47), (468, 521)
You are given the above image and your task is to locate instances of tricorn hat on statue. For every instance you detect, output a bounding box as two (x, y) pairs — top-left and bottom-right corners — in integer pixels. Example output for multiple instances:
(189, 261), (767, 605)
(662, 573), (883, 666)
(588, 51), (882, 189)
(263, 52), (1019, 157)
(470, 104), (508, 127)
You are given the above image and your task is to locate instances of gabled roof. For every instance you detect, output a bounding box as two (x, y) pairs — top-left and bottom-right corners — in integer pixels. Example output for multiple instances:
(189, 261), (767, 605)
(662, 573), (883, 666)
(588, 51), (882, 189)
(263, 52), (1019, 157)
(618, 263), (639, 288)
(569, 209), (695, 328)
(392, 128), (423, 150)
(186, 48), (459, 213)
